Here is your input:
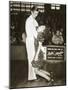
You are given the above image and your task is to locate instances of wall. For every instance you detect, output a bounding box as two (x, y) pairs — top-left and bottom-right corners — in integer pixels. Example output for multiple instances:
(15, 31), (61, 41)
(10, 45), (27, 60)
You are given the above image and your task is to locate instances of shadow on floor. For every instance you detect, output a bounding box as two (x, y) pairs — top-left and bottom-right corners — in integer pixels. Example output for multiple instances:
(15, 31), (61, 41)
(9, 60), (66, 89)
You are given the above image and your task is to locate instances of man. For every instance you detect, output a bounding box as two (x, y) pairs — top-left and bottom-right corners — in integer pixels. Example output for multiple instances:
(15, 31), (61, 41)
(25, 6), (39, 81)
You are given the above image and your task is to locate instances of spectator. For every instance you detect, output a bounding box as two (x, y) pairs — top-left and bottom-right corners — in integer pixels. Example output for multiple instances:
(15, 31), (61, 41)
(52, 30), (64, 45)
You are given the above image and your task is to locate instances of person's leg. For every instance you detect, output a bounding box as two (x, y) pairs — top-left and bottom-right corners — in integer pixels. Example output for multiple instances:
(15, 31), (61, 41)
(39, 69), (50, 76)
(35, 68), (50, 81)
(26, 39), (37, 80)
(28, 61), (37, 80)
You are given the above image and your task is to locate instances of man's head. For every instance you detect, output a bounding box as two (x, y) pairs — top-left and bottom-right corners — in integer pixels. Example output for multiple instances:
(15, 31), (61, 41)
(31, 6), (39, 18)
(56, 30), (60, 36)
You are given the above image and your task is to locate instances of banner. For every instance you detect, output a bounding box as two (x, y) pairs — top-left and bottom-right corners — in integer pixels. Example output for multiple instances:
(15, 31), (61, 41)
(47, 46), (65, 60)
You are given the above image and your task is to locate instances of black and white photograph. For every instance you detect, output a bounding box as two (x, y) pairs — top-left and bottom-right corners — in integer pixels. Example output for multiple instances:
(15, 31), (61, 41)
(9, 1), (66, 89)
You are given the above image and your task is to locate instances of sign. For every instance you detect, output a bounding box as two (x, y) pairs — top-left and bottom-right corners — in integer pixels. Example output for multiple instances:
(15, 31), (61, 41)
(47, 46), (65, 60)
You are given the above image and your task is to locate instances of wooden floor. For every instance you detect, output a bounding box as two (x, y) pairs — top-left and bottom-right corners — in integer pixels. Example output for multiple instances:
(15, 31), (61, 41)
(9, 60), (66, 89)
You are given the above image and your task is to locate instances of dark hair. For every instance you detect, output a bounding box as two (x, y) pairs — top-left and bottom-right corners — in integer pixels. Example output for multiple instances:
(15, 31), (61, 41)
(31, 6), (39, 12)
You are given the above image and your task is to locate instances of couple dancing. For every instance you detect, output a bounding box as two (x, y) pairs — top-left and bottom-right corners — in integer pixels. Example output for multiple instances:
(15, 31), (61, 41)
(25, 6), (51, 82)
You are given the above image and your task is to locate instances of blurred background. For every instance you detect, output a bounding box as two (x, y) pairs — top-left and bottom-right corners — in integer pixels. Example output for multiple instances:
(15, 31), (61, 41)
(10, 1), (66, 45)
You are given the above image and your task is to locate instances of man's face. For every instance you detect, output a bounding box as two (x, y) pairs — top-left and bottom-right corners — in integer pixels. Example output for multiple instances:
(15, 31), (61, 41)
(56, 30), (60, 36)
(32, 10), (39, 18)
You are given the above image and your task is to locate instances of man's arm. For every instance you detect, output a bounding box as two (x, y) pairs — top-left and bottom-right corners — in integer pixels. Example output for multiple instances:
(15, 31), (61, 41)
(25, 20), (38, 39)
